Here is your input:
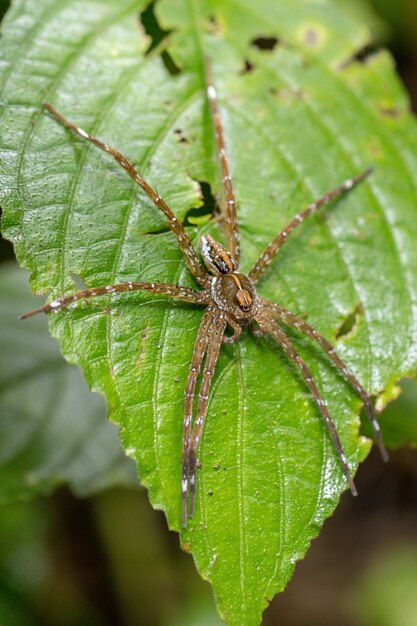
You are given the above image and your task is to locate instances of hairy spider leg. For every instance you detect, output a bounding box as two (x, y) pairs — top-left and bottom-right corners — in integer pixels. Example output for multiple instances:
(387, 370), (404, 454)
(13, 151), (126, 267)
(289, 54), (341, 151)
(188, 310), (226, 518)
(43, 102), (208, 287)
(249, 168), (372, 283)
(256, 311), (358, 495)
(204, 57), (240, 262)
(264, 301), (388, 461)
(182, 307), (215, 527)
(19, 281), (208, 319)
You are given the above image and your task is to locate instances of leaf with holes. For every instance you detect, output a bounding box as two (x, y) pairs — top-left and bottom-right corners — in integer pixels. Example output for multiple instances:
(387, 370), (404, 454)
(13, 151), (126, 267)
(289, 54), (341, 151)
(1, 1), (417, 624)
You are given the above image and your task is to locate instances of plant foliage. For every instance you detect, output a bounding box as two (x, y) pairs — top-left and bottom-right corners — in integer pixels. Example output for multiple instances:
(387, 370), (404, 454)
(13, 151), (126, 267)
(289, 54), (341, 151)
(1, 0), (417, 623)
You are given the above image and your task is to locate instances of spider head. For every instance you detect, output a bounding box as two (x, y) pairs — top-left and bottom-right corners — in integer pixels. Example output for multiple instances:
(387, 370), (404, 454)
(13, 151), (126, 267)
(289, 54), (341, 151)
(201, 235), (237, 275)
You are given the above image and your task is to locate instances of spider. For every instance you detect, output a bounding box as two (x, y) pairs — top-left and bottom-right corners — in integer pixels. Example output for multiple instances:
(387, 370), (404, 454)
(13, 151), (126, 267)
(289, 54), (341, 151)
(22, 59), (388, 528)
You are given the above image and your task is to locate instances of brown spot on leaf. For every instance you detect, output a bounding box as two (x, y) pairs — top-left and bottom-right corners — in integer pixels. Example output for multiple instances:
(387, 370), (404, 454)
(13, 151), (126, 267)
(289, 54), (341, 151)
(205, 13), (222, 34)
(269, 86), (304, 100)
(136, 327), (149, 368)
(369, 142), (381, 159)
(378, 105), (400, 119)
(304, 27), (319, 47)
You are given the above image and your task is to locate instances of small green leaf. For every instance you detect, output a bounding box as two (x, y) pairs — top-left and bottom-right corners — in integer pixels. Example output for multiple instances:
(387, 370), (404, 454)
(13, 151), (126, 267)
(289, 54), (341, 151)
(0, 263), (138, 501)
(1, 1), (417, 624)
(367, 378), (417, 449)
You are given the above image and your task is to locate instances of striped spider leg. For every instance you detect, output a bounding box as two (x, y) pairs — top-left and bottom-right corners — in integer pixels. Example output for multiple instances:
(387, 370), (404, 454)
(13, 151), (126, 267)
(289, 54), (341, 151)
(247, 170), (388, 478)
(19, 281), (210, 320)
(42, 102), (208, 288)
(254, 309), (358, 495)
(182, 305), (226, 526)
(204, 57), (240, 261)
(260, 301), (388, 462)
(248, 167), (373, 283)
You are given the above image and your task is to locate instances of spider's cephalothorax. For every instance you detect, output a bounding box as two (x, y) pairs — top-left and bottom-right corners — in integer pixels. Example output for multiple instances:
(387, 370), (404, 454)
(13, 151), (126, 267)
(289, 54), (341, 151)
(202, 234), (258, 325)
(22, 59), (388, 529)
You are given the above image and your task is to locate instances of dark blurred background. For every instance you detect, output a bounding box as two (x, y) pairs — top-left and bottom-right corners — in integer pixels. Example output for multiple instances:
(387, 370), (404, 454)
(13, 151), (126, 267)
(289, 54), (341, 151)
(1, 1), (417, 624)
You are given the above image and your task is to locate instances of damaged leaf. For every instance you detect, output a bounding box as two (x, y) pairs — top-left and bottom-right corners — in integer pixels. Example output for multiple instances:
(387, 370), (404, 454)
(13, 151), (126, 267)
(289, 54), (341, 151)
(1, 0), (417, 624)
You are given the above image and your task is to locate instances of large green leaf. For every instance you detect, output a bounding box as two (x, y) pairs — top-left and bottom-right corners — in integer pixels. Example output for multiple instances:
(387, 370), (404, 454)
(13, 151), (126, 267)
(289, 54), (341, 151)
(0, 262), (139, 500)
(1, 0), (417, 624)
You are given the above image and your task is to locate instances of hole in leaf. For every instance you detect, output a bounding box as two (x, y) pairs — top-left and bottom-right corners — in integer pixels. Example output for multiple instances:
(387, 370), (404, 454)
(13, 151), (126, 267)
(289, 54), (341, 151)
(69, 272), (87, 290)
(335, 303), (363, 340)
(145, 226), (171, 236)
(140, 1), (169, 53)
(339, 44), (380, 70)
(160, 51), (181, 76)
(251, 36), (279, 51)
(184, 181), (218, 227)
(0, 231), (14, 263)
(239, 59), (255, 74)
(174, 128), (189, 144)
(352, 44), (379, 64)
(139, 0), (181, 75)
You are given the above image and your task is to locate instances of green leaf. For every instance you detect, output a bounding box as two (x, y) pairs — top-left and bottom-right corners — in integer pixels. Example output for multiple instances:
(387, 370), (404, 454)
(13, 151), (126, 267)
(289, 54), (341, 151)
(365, 377), (417, 449)
(1, 1), (417, 624)
(0, 262), (139, 500)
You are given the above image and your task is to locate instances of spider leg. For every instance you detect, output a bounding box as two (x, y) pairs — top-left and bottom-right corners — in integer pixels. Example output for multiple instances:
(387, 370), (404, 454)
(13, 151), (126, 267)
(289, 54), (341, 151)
(249, 321), (264, 339)
(263, 300), (388, 461)
(204, 57), (240, 262)
(43, 102), (208, 287)
(256, 311), (357, 496)
(249, 168), (372, 283)
(20, 281), (209, 319)
(222, 317), (242, 344)
(189, 309), (226, 518)
(182, 307), (217, 527)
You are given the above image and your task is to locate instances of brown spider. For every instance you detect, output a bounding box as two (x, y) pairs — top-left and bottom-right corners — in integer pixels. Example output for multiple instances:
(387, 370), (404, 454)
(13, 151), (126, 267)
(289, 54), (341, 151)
(22, 60), (388, 528)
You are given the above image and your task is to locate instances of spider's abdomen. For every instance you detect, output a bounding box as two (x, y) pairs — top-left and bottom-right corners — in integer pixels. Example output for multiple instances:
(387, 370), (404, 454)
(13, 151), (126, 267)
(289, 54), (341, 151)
(211, 272), (257, 320)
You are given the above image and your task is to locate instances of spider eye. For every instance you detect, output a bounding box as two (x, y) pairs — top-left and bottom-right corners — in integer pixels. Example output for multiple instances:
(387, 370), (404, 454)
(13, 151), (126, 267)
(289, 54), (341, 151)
(236, 289), (252, 312)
